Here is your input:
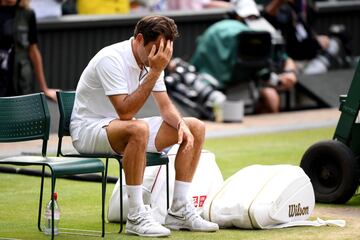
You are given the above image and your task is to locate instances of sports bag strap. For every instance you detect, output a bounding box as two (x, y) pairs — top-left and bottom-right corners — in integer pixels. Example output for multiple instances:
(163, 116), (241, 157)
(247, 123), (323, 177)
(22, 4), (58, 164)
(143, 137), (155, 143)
(263, 217), (346, 229)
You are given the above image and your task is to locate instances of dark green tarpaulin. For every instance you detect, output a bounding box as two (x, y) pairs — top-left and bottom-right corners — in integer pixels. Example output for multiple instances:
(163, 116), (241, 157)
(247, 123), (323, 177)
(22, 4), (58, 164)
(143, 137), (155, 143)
(191, 20), (251, 89)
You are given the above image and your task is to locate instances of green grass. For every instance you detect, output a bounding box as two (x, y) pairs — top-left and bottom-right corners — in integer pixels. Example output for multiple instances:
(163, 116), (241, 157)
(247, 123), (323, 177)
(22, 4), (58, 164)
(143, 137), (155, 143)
(205, 127), (333, 179)
(0, 127), (359, 240)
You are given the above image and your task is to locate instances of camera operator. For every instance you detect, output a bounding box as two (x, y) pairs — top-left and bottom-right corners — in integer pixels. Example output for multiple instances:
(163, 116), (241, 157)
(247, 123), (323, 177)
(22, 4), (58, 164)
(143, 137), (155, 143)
(256, 57), (297, 113)
(191, 0), (298, 113)
(261, 0), (352, 74)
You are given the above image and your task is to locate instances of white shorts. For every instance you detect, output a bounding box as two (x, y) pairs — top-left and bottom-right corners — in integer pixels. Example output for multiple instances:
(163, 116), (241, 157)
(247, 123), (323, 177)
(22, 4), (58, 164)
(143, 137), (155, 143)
(73, 116), (164, 154)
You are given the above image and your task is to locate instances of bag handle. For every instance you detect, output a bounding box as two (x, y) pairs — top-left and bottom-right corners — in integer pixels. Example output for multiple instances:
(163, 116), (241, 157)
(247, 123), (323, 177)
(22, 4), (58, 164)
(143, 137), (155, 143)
(263, 217), (346, 229)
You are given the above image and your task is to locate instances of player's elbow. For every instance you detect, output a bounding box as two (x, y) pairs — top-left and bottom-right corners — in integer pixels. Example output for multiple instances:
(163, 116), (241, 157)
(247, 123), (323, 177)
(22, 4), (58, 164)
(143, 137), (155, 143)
(116, 108), (134, 121)
(119, 114), (133, 121)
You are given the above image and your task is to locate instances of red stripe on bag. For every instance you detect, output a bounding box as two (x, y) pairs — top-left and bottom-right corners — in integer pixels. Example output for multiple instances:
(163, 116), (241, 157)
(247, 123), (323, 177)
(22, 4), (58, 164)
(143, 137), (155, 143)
(151, 166), (162, 193)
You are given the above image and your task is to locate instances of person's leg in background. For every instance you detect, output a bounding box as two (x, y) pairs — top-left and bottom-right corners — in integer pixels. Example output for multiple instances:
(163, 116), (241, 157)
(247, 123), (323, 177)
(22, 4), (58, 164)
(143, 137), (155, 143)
(257, 87), (280, 113)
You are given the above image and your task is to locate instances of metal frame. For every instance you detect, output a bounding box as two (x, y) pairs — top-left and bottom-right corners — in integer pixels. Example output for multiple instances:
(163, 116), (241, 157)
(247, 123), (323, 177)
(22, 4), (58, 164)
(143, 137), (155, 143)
(0, 93), (106, 239)
(334, 60), (360, 157)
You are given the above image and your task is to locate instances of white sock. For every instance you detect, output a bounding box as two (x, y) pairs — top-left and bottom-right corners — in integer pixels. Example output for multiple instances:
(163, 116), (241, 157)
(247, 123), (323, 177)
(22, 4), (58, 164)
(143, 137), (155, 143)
(303, 55), (329, 75)
(126, 185), (144, 211)
(171, 180), (191, 211)
(327, 37), (340, 56)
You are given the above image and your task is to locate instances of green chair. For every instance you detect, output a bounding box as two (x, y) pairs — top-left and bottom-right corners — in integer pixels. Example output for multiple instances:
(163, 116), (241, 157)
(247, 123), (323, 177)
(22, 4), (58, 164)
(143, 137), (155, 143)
(0, 93), (106, 239)
(56, 90), (170, 233)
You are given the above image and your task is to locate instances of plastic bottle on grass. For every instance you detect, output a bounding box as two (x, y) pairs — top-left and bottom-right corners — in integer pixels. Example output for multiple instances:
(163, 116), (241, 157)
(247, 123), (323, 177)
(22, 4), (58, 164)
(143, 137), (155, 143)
(44, 192), (60, 235)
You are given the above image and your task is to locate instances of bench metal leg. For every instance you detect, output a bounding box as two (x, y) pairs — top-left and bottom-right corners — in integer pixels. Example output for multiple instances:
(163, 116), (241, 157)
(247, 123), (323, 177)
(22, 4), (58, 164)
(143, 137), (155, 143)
(51, 173), (55, 240)
(37, 166), (46, 232)
(101, 171), (106, 238)
(166, 163), (170, 210)
(119, 161), (124, 233)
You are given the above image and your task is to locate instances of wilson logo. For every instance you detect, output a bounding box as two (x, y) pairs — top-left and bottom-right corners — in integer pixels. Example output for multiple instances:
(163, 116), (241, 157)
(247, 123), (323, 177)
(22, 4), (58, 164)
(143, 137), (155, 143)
(288, 203), (309, 217)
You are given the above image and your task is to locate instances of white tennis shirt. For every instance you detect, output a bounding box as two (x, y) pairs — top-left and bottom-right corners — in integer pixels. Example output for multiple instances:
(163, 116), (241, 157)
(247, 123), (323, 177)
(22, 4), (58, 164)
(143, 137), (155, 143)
(70, 38), (166, 142)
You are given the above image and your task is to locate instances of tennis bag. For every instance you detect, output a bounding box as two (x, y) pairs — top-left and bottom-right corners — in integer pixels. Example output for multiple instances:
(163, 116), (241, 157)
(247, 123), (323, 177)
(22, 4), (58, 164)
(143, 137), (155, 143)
(203, 164), (317, 229)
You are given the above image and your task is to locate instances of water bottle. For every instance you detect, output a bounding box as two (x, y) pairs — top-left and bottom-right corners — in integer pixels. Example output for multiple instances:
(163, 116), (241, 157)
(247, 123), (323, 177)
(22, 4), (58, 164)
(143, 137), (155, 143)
(207, 91), (226, 122)
(43, 192), (60, 235)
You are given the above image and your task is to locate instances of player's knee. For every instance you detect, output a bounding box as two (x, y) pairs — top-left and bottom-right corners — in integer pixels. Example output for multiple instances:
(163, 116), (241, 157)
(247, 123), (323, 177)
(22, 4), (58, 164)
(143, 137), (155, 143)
(185, 117), (205, 141)
(129, 121), (149, 142)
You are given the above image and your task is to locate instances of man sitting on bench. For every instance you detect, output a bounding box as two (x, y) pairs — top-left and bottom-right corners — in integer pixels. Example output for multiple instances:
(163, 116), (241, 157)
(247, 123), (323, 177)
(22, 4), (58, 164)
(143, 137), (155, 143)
(70, 15), (219, 237)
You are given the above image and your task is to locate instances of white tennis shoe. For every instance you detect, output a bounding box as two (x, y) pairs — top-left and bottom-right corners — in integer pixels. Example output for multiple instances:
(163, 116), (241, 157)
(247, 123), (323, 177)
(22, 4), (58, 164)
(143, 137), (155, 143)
(126, 205), (171, 237)
(165, 202), (219, 232)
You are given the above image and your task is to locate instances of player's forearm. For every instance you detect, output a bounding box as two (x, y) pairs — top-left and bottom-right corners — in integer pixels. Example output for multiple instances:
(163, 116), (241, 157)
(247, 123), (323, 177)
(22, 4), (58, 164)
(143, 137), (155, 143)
(160, 101), (183, 130)
(115, 70), (161, 120)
